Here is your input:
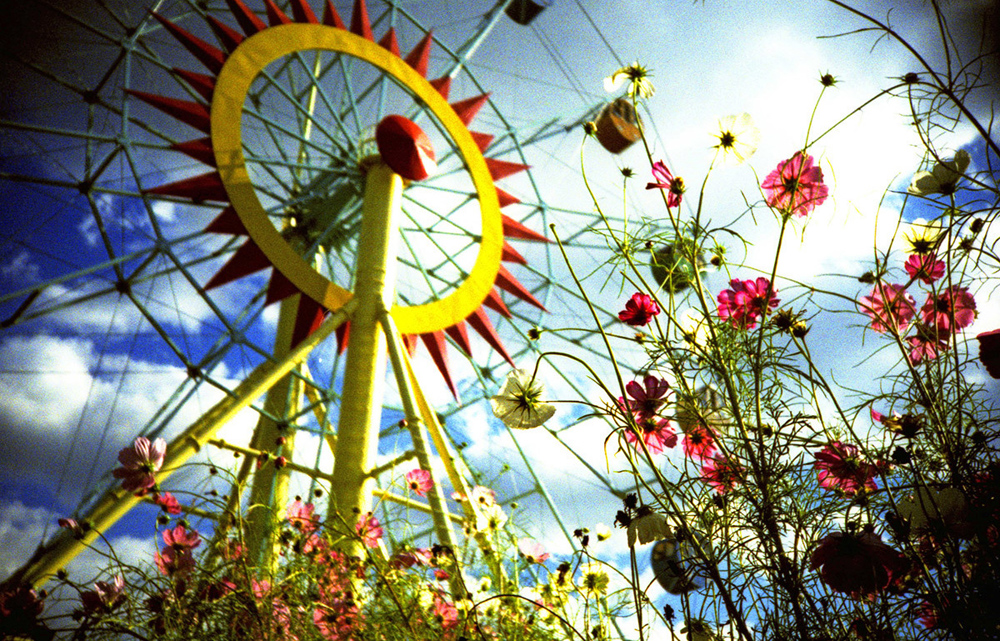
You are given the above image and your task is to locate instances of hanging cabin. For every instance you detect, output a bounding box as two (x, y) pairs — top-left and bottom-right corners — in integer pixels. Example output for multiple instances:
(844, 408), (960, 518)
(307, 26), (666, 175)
(505, 0), (552, 25)
(595, 97), (642, 154)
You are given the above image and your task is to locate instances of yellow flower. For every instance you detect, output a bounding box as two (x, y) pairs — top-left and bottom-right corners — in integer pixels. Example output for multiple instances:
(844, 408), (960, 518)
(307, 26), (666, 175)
(604, 63), (655, 99)
(713, 113), (760, 165)
(902, 218), (943, 254)
(577, 562), (610, 597)
(490, 369), (556, 429)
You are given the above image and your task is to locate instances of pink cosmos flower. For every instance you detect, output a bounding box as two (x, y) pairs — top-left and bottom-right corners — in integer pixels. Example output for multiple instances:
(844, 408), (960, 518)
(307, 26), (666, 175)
(390, 547), (433, 569)
(112, 436), (166, 494)
(621, 374), (671, 419)
(858, 283), (915, 334)
(155, 524), (200, 577)
(625, 417), (678, 455)
(618, 292), (660, 326)
(920, 286), (977, 334)
(904, 253), (945, 284)
(79, 575), (125, 615)
(518, 538), (551, 564)
(683, 424), (718, 460)
(906, 325), (951, 365)
(405, 468), (433, 497)
(645, 160), (685, 208)
(814, 442), (880, 495)
(700, 455), (745, 494)
(162, 524), (201, 552)
(356, 512), (383, 548)
(977, 328), (1000, 378)
(432, 593), (460, 630)
(810, 531), (907, 599)
(716, 277), (779, 329)
(287, 499), (318, 533)
(154, 492), (181, 515)
(761, 151), (829, 217)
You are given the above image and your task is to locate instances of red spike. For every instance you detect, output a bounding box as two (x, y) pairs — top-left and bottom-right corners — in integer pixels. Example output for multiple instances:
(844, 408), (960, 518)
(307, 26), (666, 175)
(146, 172), (229, 203)
(466, 307), (514, 366)
(421, 331), (458, 398)
(485, 157), (530, 181)
(204, 206), (247, 235)
(402, 333), (418, 355)
(265, 269), (297, 304)
(469, 131), (494, 153)
(205, 15), (244, 53)
(351, 0), (373, 40)
(405, 31), (433, 77)
(495, 265), (546, 310)
(450, 93), (490, 125)
(264, 0), (293, 25)
(289, 0), (320, 23)
(322, 1), (346, 28)
(445, 322), (472, 356)
(335, 321), (350, 354)
(379, 28), (400, 56)
(495, 187), (521, 209)
(225, 0), (267, 35)
(205, 241), (271, 290)
(429, 76), (451, 98)
(172, 68), (215, 101)
(171, 137), (216, 167)
(502, 214), (549, 242)
(501, 241), (526, 265)
(483, 289), (511, 318)
(290, 295), (327, 347)
(127, 90), (210, 133)
(150, 12), (226, 74)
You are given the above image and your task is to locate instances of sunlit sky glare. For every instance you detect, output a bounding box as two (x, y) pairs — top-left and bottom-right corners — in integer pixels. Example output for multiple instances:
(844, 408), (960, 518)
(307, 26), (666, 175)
(1, 0), (998, 633)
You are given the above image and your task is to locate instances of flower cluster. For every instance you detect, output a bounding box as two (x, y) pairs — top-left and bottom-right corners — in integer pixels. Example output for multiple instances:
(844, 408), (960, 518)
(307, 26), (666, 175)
(618, 374), (678, 455)
(716, 277), (779, 329)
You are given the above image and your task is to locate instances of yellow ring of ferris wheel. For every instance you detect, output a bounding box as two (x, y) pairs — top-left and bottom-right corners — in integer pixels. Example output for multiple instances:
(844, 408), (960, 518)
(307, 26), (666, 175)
(211, 23), (503, 334)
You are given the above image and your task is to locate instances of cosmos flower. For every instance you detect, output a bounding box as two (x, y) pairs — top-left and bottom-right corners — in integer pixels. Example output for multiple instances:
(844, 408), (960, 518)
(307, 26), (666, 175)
(814, 441), (880, 496)
(432, 593), (460, 630)
(153, 492), (181, 515)
(920, 286), (977, 334)
(405, 468), (433, 497)
(287, 499), (318, 533)
(908, 149), (970, 196)
(897, 486), (970, 538)
(810, 531), (907, 598)
(604, 62), (654, 98)
(155, 525), (200, 577)
(904, 253), (945, 284)
(858, 283), (916, 334)
(490, 369), (556, 429)
(906, 325), (951, 365)
(646, 160), (685, 207)
(577, 563), (611, 597)
(356, 512), (383, 548)
(518, 539), (550, 564)
(622, 374), (671, 419)
(716, 277), (779, 329)
(112, 436), (167, 494)
(626, 417), (678, 455)
(627, 508), (671, 547)
(618, 292), (660, 326)
(903, 218), (943, 255)
(700, 455), (745, 494)
(683, 423), (719, 460)
(79, 575), (125, 616)
(713, 113), (761, 165)
(474, 502), (508, 534)
(977, 328), (1000, 378)
(760, 151), (829, 217)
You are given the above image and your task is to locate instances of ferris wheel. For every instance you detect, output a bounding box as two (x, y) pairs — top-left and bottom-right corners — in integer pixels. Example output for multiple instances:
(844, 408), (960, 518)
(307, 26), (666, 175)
(0, 0), (646, 588)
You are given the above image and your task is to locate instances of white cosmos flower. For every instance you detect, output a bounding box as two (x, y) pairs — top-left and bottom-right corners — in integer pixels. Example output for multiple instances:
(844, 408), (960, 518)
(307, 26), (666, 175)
(908, 149), (970, 196)
(713, 113), (761, 165)
(490, 369), (556, 429)
(627, 510), (671, 547)
(604, 63), (655, 99)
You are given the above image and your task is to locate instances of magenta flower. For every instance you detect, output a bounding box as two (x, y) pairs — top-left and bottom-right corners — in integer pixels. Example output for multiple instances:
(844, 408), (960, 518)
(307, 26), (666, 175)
(163, 524), (200, 552)
(287, 499), (318, 533)
(518, 538), (551, 564)
(390, 547), (433, 569)
(405, 468), (433, 497)
(810, 531), (907, 599)
(858, 283), (915, 334)
(716, 277), (779, 329)
(621, 374), (671, 419)
(814, 442), (880, 496)
(683, 423), (718, 460)
(978, 328), (1000, 378)
(356, 512), (383, 548)
(920, 286), (977, 334)
(904, 253), (945, 284)
(625, 417), (678, 455)
(79, 575), (125, 616)
(618, 292), (660, 326)
(153, 492), (181, 515)
(645, 160), (685, 207)
(700, 455), (744, 494)
(432, 593), (460, 630)
(906, 326), (951, 365)
(761, 151), (829, 217)
(112, 436), (166, 494)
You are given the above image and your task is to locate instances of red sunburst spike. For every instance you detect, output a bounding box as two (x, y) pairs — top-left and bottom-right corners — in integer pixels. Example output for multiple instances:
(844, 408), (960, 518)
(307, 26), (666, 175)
(429, 76), (451, 98)
(172, 68), (215, 101)
(145, 172), (229, 203)
(445, 322), (472, 356)
(485, 158), (530, 181)
(150, 12), (226, 74)
(264, 0), (292, 25)
(421, 331), (458, 398)
(501, 241), (526, 265)
(126, 90), (210, 133)
(495, 188), (521, 209)
(379, 28), (400, 56)
(450, 93), (490, 125)
(289, 0), (319, 23)
(290, 295), (327, 347)
(225, 0), (267, 35)
(495, 265), (545, 311)
(483, 289), (511, 318)
(204, 206), (247, 235)
(205, 241), (271, 290)
(502, 214), (549, 242)
(351, 0), (373, 40)
(322, 1), (346, 28)
(469, 131), (494, 153)
(335, 320), (350, 354)
(401, 333), (419, 355)
(404, 31), (433, 77)
(206, 15), (244, 53)
(171, 138), (216, 167)
(264, 269), (298, 305)
(466, 307), (514, 366)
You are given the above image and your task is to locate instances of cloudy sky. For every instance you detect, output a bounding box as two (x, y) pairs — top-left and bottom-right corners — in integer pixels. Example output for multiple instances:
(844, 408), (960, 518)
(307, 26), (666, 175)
(1, 0), (997, 635)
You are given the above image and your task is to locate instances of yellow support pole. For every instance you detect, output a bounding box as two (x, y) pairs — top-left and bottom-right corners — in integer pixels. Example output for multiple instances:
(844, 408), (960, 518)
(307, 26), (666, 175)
(8, 302), (354, 588)
(328, 161), (402, 559)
